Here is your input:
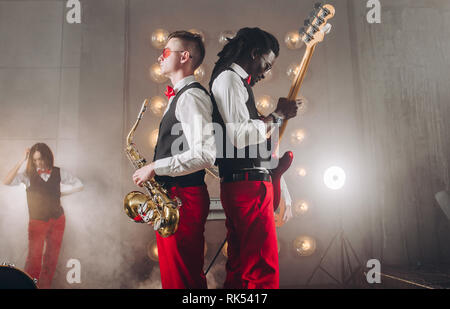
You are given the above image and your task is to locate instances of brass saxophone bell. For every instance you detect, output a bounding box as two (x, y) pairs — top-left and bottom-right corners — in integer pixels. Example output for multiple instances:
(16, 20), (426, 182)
(124, 191), (153, 222)
(156, 206), (180, 238)
(123, 190), (180, 237)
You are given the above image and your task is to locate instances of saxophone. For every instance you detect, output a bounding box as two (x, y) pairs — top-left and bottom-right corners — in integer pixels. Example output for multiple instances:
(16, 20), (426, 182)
(124, 99), (181, 237)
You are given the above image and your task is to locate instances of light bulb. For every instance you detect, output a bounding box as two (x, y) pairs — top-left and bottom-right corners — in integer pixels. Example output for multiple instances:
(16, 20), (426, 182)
(284, 30), (304, 49)
(256, 95), (274, 116)
(150, 96), (167, 116)
(293, 236), (316, 257)
(291, 129), (306, 144)
(150, 129), (159, 149)
(218, 30), (236, 45)
(149, 63), (168, 83)
(286, 62), (302, 81)
(151, 29), (169, 49)
(194, 65), (206, 82)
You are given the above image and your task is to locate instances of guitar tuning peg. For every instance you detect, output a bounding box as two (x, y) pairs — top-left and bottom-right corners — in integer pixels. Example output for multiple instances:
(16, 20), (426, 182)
(298, 27), (306, 35)
(321, 23), (332, 35)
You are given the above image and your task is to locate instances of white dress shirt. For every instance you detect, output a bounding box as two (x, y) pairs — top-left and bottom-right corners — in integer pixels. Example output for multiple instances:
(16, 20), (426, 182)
(153, 75), (216, 177)
(211, 63), (276, 149)
(10, 168), (83, 195)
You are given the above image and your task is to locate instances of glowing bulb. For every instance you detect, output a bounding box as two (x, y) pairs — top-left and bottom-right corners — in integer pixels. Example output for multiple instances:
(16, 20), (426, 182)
(149, 63), (168, 83)
(150, 129), (159, 149)
(293, 236), (316, 257)
(150, 96), (167, 116)
(298, 95), (309, 115)
(294, 200), (309, 217)
(286, 62), (302, 81)
(296, 167), (307, 177)
(256, 95), (274, 116)
(151, 29), (169, 49)
(218, 30), (236, 45)
(291, 129), (306, 144)
(147, 240), (159, 262)
(324, 166), (346, 190)
(302, 241), (311, 251)
(188, 29), (205, 43)
(284, 30), (304, 49)
(194, 65), (206, 82)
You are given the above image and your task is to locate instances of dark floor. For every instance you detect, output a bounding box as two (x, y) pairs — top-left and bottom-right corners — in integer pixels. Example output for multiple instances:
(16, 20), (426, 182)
(281, 265), (450, 289)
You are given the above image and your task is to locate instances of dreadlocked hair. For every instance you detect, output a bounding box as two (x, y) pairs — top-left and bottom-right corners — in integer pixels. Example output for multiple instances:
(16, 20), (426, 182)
(209, 27), (279, 90)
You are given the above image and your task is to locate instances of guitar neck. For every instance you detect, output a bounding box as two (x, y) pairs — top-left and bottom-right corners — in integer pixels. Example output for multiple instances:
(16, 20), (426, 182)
(279, 44), (316, 140)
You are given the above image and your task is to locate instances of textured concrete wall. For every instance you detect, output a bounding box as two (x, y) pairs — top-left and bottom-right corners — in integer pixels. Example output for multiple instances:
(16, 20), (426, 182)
(0, 0), (126, 289)
(348, 0), (450, 268)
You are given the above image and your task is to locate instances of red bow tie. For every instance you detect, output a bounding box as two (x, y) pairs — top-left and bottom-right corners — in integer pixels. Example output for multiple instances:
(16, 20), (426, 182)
(37, 169), (51, 175)
(246, 75), (252, 85)
(164, 85), (176, 99)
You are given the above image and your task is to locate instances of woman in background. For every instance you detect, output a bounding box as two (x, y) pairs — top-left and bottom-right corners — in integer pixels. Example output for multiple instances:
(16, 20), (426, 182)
(3, 143), (83, 289)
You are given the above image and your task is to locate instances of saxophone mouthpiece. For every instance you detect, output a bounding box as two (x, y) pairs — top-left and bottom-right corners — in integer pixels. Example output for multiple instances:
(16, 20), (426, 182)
(139, 99), (149, 115)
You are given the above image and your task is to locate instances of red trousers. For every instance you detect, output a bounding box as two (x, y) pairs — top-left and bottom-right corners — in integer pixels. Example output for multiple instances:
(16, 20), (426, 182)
(220, 180), (279, 289)
(156, 185), (210, 289)
(24, 214), (65, 289)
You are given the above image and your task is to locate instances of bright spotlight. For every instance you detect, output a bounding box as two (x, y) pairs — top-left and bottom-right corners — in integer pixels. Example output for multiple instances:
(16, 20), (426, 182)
(323, 166), (346, 190)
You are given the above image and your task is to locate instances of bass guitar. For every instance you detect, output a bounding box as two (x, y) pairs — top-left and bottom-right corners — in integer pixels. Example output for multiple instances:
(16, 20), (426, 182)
(273, 3), (335, 226)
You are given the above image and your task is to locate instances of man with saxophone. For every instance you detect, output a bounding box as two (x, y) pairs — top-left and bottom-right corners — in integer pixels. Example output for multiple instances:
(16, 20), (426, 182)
(209, 27), (300, 289)
(133, 31), (215, 289)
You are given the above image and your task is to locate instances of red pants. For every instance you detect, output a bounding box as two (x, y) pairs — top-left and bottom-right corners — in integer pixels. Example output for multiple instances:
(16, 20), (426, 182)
(24, 214), (65, 289)
(220, 180), (279, 289)
(156, 185), (210, 289)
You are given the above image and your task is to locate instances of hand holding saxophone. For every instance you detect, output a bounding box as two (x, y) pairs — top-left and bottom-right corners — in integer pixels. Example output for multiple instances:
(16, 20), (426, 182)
(132, 162), (156, 187)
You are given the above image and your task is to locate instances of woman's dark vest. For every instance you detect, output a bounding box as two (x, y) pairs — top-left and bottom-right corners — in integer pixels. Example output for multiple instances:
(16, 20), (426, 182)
(26, 167), (63, 221)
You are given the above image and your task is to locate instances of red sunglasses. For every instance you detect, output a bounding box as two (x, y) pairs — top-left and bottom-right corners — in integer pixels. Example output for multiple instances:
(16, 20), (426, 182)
(162, 48), (193, 59)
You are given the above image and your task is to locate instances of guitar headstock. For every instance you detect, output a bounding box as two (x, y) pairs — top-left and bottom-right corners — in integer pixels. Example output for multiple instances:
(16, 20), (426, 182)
(299, 3), (335, 48)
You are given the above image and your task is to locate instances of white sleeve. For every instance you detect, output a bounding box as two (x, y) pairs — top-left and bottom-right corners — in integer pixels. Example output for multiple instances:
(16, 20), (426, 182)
(60, 168), (84, 195)
(153, 88), (216, 177)
(212, 71), (268, 149)
(9, 172), (30, 187)
(280, 176), (292, 206)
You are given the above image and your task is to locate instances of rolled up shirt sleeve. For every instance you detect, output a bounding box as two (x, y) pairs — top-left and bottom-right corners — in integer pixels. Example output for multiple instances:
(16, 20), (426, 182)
(9, 172), (29, 187)
(60, 168), (83, 195)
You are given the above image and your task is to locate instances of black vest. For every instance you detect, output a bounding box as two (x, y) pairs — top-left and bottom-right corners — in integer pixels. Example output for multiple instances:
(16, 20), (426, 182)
(211, 68), (273, 177)
(26, 167), (63, 221)
(153, 82), (207, 188)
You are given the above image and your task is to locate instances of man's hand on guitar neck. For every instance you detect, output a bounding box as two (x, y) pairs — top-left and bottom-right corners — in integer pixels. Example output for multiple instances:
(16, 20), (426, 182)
(274, 97), (302, 120)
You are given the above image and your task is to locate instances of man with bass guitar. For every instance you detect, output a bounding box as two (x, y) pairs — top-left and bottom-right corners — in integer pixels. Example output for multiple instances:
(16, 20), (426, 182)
(209, 27), (301, 289)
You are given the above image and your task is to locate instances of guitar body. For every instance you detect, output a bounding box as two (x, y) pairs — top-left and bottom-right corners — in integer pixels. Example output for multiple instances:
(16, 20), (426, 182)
(271, 151), (294, 211)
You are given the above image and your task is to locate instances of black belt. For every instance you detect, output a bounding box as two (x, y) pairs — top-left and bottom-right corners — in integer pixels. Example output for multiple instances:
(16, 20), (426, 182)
(221, 170), (272, 183)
